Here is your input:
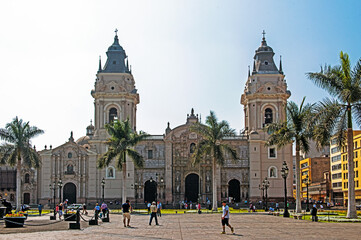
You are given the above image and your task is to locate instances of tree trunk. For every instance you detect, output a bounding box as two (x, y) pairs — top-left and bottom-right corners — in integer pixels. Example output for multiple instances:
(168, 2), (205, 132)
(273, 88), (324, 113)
(16, 158), (21, 212)
(212, 157), (217, 211)
(122, 151), (127, 203)
(295, 143), (302, 213)
(347, 127), (357, 218)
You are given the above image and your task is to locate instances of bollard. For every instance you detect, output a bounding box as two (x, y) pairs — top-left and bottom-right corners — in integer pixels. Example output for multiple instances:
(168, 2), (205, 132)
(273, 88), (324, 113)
(102, 209), (110, 222)
(69, 210), (80, 229)
(89, 210), (99, 225)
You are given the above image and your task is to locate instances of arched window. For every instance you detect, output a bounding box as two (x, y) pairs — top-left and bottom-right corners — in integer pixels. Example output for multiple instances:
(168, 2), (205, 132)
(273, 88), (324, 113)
(106, 166), (115, 179)
(67, 164), (74, 174)
(265, 108), (273, 124)
(24, 173), (30, 183)
(109, 108), (118, 123)
(269, 166), (277, 178)
(68, 152), (72, 158)
(190, 143), (196, 154)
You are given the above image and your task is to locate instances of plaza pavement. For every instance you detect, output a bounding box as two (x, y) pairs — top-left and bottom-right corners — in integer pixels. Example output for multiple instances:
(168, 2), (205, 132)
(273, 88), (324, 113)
(1, 212), (360, 239)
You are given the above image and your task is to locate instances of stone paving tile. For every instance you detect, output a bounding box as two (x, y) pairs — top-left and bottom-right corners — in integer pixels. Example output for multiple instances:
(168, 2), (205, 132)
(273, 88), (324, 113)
(1, 213), (360, 239)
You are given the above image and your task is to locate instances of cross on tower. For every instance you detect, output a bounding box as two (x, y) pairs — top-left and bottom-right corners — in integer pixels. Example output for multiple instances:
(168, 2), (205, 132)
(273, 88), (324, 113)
(262, 30), (266, 39)
(115, 28), (118, 36)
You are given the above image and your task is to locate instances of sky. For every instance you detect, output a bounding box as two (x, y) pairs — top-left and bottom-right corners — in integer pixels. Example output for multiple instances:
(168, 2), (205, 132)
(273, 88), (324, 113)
(1, 0), (361, 150)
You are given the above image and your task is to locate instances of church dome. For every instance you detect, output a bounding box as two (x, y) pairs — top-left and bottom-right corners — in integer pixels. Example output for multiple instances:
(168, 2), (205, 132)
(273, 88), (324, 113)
(76, 136), (90, 146)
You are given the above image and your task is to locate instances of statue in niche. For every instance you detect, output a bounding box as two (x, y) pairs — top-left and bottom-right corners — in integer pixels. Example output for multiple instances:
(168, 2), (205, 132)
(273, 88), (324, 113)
(108, 168), (114, 178)
(206, 184), (210, 193)
(176, 184), (180, 193)
(206, 171), (210, 182)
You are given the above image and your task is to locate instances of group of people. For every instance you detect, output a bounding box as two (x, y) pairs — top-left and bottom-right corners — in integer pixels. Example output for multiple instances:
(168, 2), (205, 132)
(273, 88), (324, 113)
(120, 200), (235, 234)
(55, 199), (68, 219)
(94, 202), (109, 219)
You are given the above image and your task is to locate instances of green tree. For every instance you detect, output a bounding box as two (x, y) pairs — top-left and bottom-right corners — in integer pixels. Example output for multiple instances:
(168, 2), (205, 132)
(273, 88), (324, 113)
(190, 111), (239, 210)
(307, 51), (361, 218)
(97, 119), (147, 203)
(0, 117), (44, 211)
(265, 98), (314, 214)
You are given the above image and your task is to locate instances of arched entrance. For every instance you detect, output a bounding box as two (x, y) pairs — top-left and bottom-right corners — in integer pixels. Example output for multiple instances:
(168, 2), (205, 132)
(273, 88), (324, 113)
(63, 183), (76, 204)
(185, 173), (199, 202)
(144, 180), (157, 203)
(228, 179), (241, 202)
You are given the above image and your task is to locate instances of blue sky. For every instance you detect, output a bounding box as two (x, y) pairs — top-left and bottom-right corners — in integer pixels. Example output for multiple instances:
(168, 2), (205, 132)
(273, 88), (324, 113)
(0, 0), (361, 149)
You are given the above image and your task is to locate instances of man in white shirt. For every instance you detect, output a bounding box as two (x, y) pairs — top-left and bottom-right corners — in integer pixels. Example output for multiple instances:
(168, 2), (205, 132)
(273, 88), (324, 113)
(221, 201), (234, 234)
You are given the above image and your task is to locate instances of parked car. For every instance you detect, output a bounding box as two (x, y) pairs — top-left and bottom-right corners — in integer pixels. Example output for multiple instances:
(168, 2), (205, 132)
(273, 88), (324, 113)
(356, 205), (361, 210)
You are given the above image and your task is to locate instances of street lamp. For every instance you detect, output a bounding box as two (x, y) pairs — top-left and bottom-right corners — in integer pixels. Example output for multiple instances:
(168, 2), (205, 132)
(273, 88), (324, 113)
(101, 178), (105, 203)
(263, 178), (270, 211)
(58, 179), (63, 203)
(49, 182), (56, 218)
(258, 183), (265, 209)
(281, 161), (290, 218)
(305, 174), (310, 212)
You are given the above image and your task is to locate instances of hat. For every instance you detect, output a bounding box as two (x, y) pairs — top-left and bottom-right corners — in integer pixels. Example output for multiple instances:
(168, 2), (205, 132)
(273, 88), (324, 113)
(152, 201), (156, 204)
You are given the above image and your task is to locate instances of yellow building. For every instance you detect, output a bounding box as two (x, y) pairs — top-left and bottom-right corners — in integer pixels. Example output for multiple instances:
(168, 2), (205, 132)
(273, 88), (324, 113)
(341, 131), (361, 204)
(300, 157), (330, 202)
(300, 158), (311, 199)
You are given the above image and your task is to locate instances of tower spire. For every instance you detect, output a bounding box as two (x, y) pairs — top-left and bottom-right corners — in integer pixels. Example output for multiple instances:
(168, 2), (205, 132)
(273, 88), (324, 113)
(98, 56), (102, 73)
(248, 65), (250, 77)
(279, 55), (283, 74)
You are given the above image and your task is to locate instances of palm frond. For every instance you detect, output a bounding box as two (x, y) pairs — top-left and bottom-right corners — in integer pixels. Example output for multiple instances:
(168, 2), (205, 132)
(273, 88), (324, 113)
(126, 149), (144, 168)
(220, 144), (239, 163)
(306, 68), (343, 98)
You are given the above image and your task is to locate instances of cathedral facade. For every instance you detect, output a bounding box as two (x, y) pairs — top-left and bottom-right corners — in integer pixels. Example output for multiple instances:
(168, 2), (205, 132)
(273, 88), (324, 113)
(33, 32), (293, 206)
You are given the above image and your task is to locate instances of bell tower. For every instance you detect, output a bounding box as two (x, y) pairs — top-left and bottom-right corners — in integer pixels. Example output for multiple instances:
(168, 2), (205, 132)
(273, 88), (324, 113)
(91, 30), (139, 148)
(241, 32), (293, 201)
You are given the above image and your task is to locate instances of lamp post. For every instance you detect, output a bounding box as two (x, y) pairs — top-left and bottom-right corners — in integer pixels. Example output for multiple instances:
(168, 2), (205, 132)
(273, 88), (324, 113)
(263, 178), (270, 211)
(49, 182), (56, 218)
(58, 179), (63, 204)
(258, 183), (265, 209)
(101, 178), (105, 203)
(281, 161), (289, 218)
(305, 174), (310, 212)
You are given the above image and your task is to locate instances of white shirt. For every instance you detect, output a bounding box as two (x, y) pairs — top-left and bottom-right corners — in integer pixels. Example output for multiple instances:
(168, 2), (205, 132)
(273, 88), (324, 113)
(222, 205), (230, 218)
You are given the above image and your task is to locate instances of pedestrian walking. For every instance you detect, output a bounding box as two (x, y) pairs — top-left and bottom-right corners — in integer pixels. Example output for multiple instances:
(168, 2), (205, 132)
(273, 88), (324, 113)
(122, 200), (132, 227)
(82, 203), (88, 215)
(221, 201), (234, 234)
(101, 202), (108, 218)
(58, 203), (63, 220)
(311, 204), (318, 222)
(275, 202), (279, 211)
(157, 201), (162, 217)
(149, 201), (159, 225)
(63, 199), (68, 213)
(38, 203), (43, 216)
(197, 202), (202, 214)
(94, 203), (100, 220)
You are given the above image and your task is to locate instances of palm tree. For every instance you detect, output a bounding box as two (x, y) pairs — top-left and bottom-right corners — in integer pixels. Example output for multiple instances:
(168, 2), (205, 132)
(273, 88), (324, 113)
(307, 51), (361, 219)
(265, 97), (315, 214)
(190, 111), (239, 210)
(97, 119), (147, 203)
(0, 117), (44, 211)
